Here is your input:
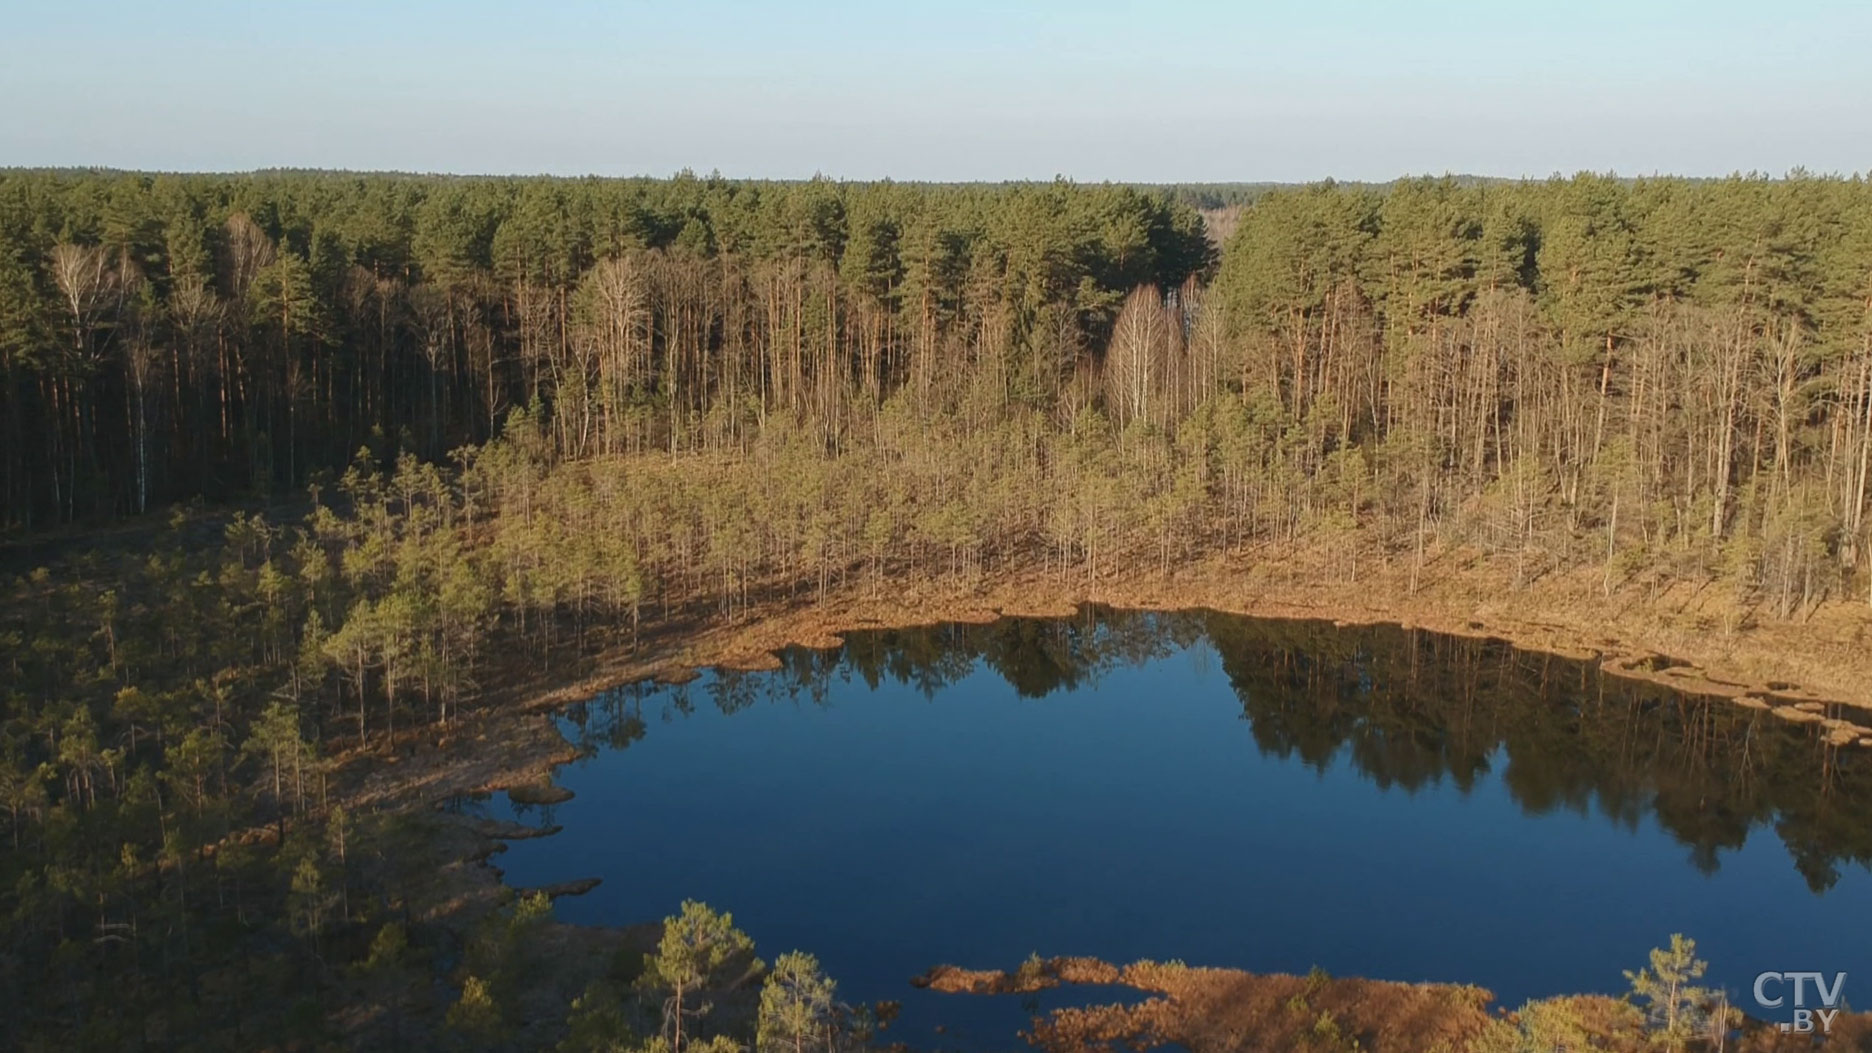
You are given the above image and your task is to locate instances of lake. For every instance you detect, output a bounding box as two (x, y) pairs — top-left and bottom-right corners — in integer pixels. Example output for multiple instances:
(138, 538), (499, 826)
(471, 608), (1872, 1046)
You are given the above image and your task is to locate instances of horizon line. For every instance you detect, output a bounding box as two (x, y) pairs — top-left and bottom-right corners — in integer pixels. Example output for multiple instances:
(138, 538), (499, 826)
(4, 164), (1868, 186)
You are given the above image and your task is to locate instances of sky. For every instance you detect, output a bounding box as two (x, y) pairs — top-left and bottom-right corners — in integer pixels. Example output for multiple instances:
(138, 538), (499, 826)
(2, 0), (1867, 182)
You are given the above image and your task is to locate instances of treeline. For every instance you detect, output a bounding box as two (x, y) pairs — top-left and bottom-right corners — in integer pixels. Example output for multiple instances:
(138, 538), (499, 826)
(1210, 174), (1872, 612)
(6, 170), (1872, 612)
(0, 170), (1209, 526)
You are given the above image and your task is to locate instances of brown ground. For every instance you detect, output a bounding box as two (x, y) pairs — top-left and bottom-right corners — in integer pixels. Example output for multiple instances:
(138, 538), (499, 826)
(916, 955), (1872, 1053)
(550, 537), (1872, 722)
(917, 955), (1499, 1052)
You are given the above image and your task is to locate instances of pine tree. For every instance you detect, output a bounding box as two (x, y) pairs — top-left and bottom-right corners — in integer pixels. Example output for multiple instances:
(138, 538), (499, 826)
(1624, 933), (1713, 1047)
(638, 901), (760, 1052)
(757, 951), (837, 1053)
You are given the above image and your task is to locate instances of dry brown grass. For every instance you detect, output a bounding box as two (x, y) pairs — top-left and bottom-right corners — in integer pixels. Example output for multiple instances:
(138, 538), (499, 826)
(916, 955), (1496, 1053)
(918, 955), (1872, 1052)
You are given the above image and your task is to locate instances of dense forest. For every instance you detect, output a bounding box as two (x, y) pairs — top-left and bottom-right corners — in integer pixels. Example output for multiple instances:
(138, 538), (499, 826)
(0, 171), (1211, 524)
(5, 169), (1872, 619)
(5, 168), (1872, 1049)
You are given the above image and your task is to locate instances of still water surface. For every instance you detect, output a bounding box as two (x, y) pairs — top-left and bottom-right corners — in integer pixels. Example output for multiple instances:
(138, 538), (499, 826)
(475, 609), (1872, 1043)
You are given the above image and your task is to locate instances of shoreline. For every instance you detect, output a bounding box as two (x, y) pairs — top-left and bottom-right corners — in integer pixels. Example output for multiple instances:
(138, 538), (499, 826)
(514, 538), (1872, 752)
(350, 537), (1872, 817)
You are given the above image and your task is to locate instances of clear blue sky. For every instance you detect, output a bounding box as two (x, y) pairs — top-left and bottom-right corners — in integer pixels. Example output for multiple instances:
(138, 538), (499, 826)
(3, 0), (1866, 181)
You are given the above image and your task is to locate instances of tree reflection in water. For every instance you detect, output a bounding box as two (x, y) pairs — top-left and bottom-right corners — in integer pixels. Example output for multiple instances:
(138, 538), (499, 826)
(559, 607), (1871, 893)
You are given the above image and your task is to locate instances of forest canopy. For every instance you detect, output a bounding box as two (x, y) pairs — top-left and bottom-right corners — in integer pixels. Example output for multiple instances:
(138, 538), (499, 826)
(0, 170), (1210, 524)
(3, 171), (1870, 581)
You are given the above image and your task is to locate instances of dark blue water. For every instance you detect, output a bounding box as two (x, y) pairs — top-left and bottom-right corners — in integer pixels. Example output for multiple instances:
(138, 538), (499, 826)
(474, 610), (1872, 1045)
